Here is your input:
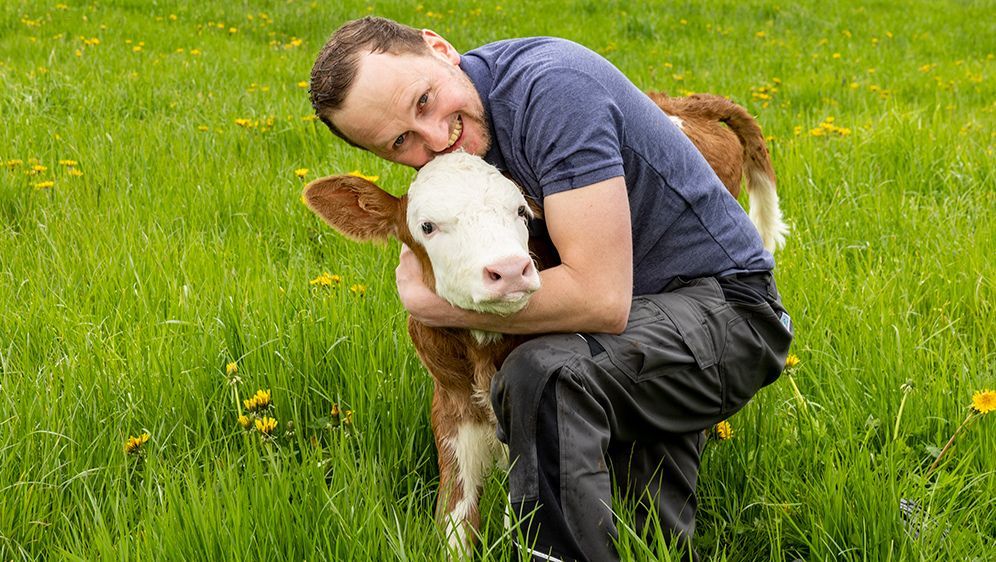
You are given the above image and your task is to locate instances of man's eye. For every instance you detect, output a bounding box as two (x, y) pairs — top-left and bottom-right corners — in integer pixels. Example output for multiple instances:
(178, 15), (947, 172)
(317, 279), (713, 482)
(417, 93), (428, 108)
(393, 134), (406, 147)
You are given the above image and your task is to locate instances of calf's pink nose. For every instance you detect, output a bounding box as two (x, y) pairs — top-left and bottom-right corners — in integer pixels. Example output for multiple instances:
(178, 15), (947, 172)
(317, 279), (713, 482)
(483, 256), (538, 295)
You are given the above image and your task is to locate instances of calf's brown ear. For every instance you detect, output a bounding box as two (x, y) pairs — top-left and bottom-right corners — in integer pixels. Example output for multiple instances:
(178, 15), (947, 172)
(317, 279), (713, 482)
(302, 175), (403, 242)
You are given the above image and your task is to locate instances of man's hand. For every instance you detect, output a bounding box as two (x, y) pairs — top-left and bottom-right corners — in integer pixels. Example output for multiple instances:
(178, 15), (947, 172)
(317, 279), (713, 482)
(396, 244), (459, 327)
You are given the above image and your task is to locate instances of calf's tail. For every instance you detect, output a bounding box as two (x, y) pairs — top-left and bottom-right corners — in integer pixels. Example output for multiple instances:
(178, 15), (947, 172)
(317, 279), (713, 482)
(713, 97), (788, 252)
(683, 95), (790, 252)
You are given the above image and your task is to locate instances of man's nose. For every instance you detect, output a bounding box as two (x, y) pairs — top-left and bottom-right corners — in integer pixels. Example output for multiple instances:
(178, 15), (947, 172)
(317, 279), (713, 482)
(420, 119), (451, 152)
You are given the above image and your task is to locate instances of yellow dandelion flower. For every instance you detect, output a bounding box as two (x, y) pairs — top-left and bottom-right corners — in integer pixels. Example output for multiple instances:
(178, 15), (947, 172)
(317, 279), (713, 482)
(347, 170), (379, 183)
(226, 362), (238, 375)
(229, 28), (238, 34)
(190, 49), (201, 56)
(238, 414), (252, 429)
(755, 31), (766, 38)
(32, 164), (47, 173)
(59, 159), (78, 167)
(343, 410), (354, 425)
(197, 125), (209, 132)
(297, 81), (309, 89)
(34, 180), (55, 190)
(294, 168), (309, 178)
(67, 169), (84, 177)
(125, 433), (150, 454)
(331, 403), (340, 417)
(972, 390), (996, 414)
(715, 420), (733, 440)
(350, 284), (367, 296)
(243, 389), (272, 412)
(255, 416), (277, 435)
(309, 272), (341, 287)
(5, 159), (23, 168)
(785, 354), (800, 369)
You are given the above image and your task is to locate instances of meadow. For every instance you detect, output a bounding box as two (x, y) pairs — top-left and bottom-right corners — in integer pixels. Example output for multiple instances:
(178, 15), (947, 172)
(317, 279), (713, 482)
(0, 0), (993, 560)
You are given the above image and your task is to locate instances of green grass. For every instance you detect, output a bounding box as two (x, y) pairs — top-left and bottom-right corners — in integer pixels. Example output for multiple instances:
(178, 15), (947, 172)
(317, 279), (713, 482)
(1, 0), (993, 560)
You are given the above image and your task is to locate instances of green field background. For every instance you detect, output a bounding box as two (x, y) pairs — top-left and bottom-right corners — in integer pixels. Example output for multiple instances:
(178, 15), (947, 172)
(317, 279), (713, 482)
(1, 1), (993, 560)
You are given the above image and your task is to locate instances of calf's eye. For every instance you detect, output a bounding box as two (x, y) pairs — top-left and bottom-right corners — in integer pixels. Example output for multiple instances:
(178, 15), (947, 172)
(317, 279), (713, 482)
(421, 222), (435, 235)
(517, 205), (528, 218)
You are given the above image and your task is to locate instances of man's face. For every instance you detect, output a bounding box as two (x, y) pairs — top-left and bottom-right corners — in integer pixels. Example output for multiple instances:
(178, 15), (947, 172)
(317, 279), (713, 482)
(330, 35), (490, 169)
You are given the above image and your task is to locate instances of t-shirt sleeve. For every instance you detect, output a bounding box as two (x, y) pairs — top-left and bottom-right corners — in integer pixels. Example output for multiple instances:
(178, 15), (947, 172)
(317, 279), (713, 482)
(518, 67), (626, 197)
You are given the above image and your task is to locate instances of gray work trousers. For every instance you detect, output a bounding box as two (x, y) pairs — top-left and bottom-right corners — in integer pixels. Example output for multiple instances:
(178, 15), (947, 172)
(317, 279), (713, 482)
(491, 273), (793, 561)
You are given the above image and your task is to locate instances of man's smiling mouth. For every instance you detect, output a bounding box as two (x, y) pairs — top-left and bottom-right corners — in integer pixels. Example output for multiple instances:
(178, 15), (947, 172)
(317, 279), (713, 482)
(445, 114), (463, 150)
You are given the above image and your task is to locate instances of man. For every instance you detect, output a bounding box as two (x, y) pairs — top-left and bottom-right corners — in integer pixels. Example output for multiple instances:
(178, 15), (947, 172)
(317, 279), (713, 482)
(310, 16), (793, 561)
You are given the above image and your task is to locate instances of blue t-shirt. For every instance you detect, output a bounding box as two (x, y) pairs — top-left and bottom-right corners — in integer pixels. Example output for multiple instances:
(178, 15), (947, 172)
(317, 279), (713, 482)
(460, 37), (774, 295)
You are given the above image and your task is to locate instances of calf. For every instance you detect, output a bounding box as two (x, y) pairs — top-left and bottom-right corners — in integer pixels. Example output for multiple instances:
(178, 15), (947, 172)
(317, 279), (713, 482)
(303, 94), (784, 558)
(304, 153), (532, 557)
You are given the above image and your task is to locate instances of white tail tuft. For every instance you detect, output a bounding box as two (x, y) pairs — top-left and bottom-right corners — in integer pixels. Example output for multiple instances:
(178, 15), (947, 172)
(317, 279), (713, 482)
(747, 168), (789, 252)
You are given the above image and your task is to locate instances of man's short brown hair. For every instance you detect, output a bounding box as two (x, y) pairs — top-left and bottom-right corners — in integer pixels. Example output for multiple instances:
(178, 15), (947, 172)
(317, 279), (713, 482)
(310, 16), (432, 147)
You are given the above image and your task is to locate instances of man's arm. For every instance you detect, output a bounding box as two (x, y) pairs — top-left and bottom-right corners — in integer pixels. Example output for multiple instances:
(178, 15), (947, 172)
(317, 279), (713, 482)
(396, 176), (633, 335)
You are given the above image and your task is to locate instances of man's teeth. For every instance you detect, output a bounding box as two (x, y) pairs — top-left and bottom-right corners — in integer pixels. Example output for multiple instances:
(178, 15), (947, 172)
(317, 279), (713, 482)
(447, 116), (463, 147)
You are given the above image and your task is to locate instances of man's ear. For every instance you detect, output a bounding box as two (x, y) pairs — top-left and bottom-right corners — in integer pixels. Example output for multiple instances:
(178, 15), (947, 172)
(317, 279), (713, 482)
(302, 174), (404, 242)
(420, 29), (461, 65)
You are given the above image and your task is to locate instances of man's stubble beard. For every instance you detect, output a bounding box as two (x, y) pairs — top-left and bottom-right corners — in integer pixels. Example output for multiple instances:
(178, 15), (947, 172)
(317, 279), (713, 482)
(454, 68), (492, 156)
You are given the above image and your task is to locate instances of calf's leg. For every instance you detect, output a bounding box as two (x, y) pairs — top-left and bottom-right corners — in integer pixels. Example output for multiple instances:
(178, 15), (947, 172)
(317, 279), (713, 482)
(433, 389), (501, 558)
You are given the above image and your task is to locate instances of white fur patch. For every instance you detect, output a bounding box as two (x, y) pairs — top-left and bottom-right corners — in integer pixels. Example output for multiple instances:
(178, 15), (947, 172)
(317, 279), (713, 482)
(442, 421), (503, 557)
(407, 152), (540, 315)
(667, 113), (685, 130)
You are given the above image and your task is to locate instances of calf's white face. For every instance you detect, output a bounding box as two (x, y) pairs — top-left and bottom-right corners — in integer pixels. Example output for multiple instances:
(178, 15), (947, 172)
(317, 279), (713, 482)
(407, 152), (540, 316)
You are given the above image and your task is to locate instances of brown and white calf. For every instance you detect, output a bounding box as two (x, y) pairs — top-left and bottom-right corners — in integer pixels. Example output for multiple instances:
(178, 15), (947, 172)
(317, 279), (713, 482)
(304, 153), (533, 557)
(303, 94), (784, 558)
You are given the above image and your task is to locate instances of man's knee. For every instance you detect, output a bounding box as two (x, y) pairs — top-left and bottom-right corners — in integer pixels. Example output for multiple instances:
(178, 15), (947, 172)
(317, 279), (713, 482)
(490, 334), (589, 438)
